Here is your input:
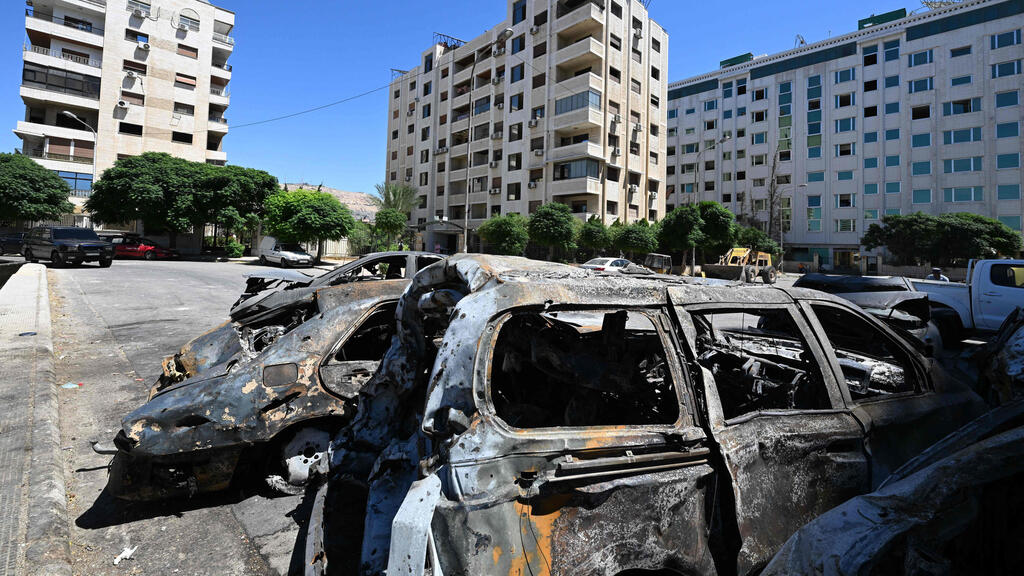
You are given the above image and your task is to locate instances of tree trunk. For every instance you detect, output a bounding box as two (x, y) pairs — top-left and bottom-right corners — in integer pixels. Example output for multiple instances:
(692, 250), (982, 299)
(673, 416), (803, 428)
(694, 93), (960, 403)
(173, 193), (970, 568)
(317, 239), (324, 263)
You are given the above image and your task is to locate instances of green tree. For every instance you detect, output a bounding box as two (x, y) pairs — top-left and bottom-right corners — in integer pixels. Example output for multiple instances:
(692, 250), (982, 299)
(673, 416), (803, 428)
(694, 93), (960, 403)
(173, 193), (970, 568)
(528, 202), (577, 261)
(372, 182), (418, 215)
(695, 201), (736, 260)
(578, 216), (612, 257)
(0, 153), (73, 222)
(346, 220), (374, 255)
(373, 208), (407, 249)
(264, 188), (355, 261)
(861, 212), (939, 266)
(614, 219), (659, 258)
(478, 213), (529, 255)
(935, 213), (1021, 264)
(658, 205), (704, 269)
(735, 226), (781, 257)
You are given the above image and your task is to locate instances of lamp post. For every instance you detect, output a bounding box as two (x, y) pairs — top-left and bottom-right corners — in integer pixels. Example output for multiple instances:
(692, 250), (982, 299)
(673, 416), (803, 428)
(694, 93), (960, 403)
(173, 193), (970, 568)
(60, 111), (96, 204)
(688, 134), (730, 205)
(462, 27), (514, 253)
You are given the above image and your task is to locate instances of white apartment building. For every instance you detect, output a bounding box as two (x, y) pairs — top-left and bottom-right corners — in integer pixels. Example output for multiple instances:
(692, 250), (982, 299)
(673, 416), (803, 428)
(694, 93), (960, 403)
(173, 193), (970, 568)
(15, 0), (234, 225)
(386, 0), (668, 253)
(666, 0), (1023, 271)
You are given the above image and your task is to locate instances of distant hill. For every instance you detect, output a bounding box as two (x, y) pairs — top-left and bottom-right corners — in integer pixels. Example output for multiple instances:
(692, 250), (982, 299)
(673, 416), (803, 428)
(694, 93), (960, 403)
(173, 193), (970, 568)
(280, 182), (378, 221)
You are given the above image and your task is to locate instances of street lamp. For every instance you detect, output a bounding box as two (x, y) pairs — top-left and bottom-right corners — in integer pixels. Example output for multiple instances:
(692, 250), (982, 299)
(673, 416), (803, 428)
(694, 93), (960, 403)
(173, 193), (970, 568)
(60, 111), (96, 203)
(462, 27), (514, 253)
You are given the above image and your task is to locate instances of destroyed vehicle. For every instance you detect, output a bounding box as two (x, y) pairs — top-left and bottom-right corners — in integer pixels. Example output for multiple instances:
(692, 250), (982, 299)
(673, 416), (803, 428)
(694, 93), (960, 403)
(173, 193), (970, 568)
(763, 397), (1024, 576)
(105, 280), (410, 500)
(793, 273), (942, 347)
(305, 254), (985, 576)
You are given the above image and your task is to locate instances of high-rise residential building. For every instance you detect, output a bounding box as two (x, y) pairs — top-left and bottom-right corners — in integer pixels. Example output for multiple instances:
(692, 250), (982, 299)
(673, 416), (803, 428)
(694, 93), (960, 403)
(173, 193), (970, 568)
(666, 0), (1023, 271)
(15, 0), (234, 225)
(386, 0), (668, 253)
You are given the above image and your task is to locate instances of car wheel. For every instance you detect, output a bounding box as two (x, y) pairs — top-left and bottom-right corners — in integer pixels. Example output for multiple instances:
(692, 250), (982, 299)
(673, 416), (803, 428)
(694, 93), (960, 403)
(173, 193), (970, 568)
(258, 255), (267, 265)
(24, 249), (36, 263)
(761, 266), (778, 285)
(265, 427), (331, 495)
(280, 259), (289, 269)
(99, 258), (112, 268)
(51, 251), (64, 268)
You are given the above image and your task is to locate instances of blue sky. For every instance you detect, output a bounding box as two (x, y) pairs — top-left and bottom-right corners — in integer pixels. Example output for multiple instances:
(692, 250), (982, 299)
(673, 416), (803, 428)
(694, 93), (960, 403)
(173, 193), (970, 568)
(2, 0), (910, 194)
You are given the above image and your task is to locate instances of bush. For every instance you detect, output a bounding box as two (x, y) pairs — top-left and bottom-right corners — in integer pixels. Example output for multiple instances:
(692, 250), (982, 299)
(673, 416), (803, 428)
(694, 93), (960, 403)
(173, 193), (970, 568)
(225, 240), (245, 258)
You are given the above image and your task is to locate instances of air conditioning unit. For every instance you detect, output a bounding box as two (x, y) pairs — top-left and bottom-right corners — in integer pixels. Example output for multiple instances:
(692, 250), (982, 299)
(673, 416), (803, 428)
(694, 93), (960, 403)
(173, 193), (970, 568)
(138, 41), (150, 51)
(407, 109), (415, 116)
(633, 123), (643, 132)
(492, 47), (505, 56)
(490, 132), (502, 140)
(132, 8), (145, 18)
(612, 113), (622, 123)
(528, 119), (538, 128)
(629, 184), (639, 194)
(612, 147), (622, 156)
(533, 149), (544, 156)
(491, 77), (501, 85)
(527, 181), (538, 189)
(649, 190), (658, 200)
(489, 188), (501, 195)
(633, 28), (643, 39)
(496, 102), (504, 109)
(489, 161), (499, 168)
(529, 26), (539, 35)
(177, 23), (189, 31)
(435, 147), (448, 154)
(414, 96), (420, 102)
(125, 70), (138, 78)
(116, 99), (130, 109)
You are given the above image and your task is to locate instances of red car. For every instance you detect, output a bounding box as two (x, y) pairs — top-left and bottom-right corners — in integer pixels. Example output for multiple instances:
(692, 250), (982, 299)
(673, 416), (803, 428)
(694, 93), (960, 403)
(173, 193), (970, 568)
(113, 237), (177, 260)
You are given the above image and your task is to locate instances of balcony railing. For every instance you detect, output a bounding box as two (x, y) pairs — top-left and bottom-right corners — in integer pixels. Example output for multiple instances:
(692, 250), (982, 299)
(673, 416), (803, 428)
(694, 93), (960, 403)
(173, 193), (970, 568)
(24, 44), (101, 67)
(213, 32), (235, 46)
(210, 86), (230, 97)
(25, 9), (104, 35)
(17, 148), (93, 164)
(22, 81), (101, 100)
(82, 0), (107, 6)
(213, 63), (233, 72)
(208, 116), (228, 124)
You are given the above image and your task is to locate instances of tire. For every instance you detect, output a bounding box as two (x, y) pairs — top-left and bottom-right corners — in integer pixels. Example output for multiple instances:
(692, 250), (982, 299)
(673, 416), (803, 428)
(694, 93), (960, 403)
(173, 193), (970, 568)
(258, 255), (267, 265)
(280, 259), (289, 269)
(761, 266), (778, 285)
(144, 250), (156, 261)
(51, 251), (64, 268)
(931, 308), (963, 348)
(99, 258), (112, 268)
(264, 427), (331, 495)
(742, 265), (755, 283)
(24, 249), (36, 263)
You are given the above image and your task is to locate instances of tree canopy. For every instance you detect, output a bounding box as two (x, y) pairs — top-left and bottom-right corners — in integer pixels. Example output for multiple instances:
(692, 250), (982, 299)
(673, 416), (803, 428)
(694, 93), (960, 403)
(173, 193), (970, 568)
(578, 215), (612, 255)
(614, 219), (659, 256)
(862, 212), (1020, 265)
(478, 213), (530, 255)
(528, 203), (577, 258)
(372, 182), (418, 215)
(735, 226), (781, 257)
(695, 201), (736, 256)
(264, 188), (355, 245)
(0, 152), (73, 221)
(373, 208), (407, 248)
(657, 205), (703, 253)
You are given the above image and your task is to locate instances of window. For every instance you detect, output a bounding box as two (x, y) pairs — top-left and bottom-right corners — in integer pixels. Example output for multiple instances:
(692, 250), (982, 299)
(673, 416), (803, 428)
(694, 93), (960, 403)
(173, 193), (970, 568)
(997, 122), (1019, 138)
(722, 81), (733, 98)
(943, 97), (981, 115)
(552, 158), (600, 180)
(909, 78), (933, 93)
(912, 161), (931, 175)
(885, 155), (900, 167)
(991, 263), (1024, 288)
(704, 99), (718, 111)
(752, 132), (766, 144)
(885, 102), (900, 114)
(996, 90), (1019, 107)
(885, 128), (900, 141)
(951, 45), (972, 57)
(864, 157), (878, 169)
(609, 34), (621, 50)
(911, 105), (930, 120)
(885, 75), (900, 88)
(838, 170), (853, 181)
(808, 171), (825, 182)
(913, 189), (932, 203)
(509, 122), (522, 142)
(835, 193), (856, 208)
(737, 78), (747, 96)
(835, 68), (855, 83)
(835, 93), (855, 108)
(512, 0), (526, 24)
(123, 60), (147, 75)
(810, 304), (920, 399)
(943, 157), (983, 173)
(511, 64), (524, 83)
(863, 44), (878, 66)
(507, 153), (522, 171)
(554, 90), (601, 115)
(422, 103), (431, 118)
(943, 127), (983, 144)
(510, 93), (523, 111)
(120, 90), (144, 105)
(752, 110), (766, 122)
(631, 78), (642, 94)
(864, 131), (878, 143)
(176, 44), (198, 58)
(864, 105), (878, 117)
(886, 182), (901, 194)
(864, 183), (878, 195)
(705, 119), (717, 130)
(119, 122), (143, 136)
(174, 73), (197, 89)
(951, 75), (972, 86)
(865, 209), (879, 220)
(173, 102), (194, 116)
(997, 153), (1020, 169)
(908, 49), (932, 67)
(651, 66), (660, 80)
(511, 35), (525, 54)
(668, 108), (677, 119)
(943, 187), (984, 202)
(991, 29), (1021, 49)
(752, 88), (767, 101)
(751, 154), (767, 166)
(998, 184), (1021, 200)
(912, 133), (931, 147)
(809, 147), (821, 158)
(169, 131), (192, 144)
(835, 118), (855, 133)
(864, 79), (878, 92)
(836, 143), (855, 157)
(506, 182), (521, 201)
(884, 39), (900, 62)
(992, 60), (1021, 78)
(723, 109), (733, 119)
(126, 29), (148, 42)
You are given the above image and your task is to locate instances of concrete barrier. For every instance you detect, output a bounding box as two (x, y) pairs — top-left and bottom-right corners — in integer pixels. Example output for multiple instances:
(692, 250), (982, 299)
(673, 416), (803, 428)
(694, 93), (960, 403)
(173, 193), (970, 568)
(0, 264), (70, 576)
(0, 261), (23, 289)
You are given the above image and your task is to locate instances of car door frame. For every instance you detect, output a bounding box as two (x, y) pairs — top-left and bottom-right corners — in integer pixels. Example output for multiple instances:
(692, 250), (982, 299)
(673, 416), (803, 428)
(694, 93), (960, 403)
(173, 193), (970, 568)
(673, 299), (871, 575)
(317, 298), (399, 401)
(977, 262), (1023, 331)
(797, 297), (986, 487)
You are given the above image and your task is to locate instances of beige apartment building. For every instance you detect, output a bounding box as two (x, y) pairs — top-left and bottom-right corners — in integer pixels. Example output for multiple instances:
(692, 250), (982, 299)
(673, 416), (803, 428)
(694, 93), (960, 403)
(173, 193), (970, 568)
(386, 0), (668, 253)
(15, 0), (234, 225)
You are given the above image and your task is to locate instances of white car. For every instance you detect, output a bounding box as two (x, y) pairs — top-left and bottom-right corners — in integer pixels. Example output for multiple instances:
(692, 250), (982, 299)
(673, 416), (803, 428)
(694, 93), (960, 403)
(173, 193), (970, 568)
(580, 257), (633, 272)
(257, 236), (314, 268)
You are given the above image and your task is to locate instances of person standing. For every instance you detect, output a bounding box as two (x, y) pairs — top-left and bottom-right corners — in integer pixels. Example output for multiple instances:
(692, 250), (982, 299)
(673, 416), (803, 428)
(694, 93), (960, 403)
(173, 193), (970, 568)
(927, 267), (950, 281)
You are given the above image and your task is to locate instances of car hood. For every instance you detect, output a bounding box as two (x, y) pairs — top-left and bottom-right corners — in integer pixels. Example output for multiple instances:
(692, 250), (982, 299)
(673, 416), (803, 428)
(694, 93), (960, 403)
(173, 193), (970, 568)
(55, 239), (111, 248)
(243, 269), (314, 284)
(279, 250), (313, 259)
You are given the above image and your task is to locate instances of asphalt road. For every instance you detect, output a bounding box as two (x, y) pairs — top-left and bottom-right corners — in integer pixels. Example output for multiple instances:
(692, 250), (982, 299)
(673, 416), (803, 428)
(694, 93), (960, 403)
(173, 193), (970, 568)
(48, 258), (327, 575)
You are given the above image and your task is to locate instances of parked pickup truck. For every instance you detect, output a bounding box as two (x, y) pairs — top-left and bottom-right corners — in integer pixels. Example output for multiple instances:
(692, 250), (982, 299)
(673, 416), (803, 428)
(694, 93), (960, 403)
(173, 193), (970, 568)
(910, 259), (1024, 334)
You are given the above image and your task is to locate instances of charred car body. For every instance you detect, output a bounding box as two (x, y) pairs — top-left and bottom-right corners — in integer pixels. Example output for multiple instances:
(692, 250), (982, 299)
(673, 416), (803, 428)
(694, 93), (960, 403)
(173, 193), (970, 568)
(306, 255), (985, 576)
(107, 278), (411, 500)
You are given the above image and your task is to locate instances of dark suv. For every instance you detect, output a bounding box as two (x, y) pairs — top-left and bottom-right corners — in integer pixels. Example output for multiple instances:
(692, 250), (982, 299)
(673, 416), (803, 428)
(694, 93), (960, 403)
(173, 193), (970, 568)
(22, 226), (113, 267)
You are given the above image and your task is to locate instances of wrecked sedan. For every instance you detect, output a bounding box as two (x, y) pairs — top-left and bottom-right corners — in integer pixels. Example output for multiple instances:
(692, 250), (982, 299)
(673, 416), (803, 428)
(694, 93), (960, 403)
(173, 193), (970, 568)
(306, 254), (985, 576)
(106, 279), (409, 500)
(157, 251), (444, 388)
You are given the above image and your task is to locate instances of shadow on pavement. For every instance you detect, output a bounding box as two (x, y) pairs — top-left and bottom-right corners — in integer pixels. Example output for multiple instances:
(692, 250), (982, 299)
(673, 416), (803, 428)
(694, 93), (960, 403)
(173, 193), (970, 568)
(75, 486), (254, 529)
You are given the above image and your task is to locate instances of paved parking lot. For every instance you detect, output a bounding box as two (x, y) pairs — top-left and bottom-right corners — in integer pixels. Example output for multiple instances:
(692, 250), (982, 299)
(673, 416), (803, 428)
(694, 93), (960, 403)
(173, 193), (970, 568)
(48, 259), (325, 575)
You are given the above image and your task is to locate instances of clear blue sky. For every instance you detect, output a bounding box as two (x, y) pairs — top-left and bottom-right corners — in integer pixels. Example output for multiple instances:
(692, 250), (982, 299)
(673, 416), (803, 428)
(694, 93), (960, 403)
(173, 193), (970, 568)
(2, 0), (911, 194)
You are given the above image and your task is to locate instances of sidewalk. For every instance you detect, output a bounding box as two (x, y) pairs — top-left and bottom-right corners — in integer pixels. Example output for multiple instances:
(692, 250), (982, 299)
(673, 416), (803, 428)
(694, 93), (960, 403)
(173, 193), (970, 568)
(0, 264), (70, 576)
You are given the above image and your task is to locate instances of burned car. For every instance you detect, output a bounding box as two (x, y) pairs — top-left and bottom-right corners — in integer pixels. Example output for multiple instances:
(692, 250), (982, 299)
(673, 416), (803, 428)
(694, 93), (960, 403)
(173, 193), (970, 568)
(105, 279), (409, 500)
(306, 255), (985, 576)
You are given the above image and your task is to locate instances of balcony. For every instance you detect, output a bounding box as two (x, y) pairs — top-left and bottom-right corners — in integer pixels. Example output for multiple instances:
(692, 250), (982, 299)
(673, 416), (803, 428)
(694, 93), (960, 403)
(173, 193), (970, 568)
(208, 117), (229, 132)
(213, 32), (235, 47)
(15, 120), (96, 141)
(17, 147), (92, 165)
(206, 150), (227, 162)
(555, 36), (603, 69)
(211, 63), (233, 79)
(551, 140), (603, 161)
(210, 86), (230, 105)
(25, 9), (104, 47)
(572, 211), (599, 222)
(555, 1), (605, 36)
(556, 71), (603, 95)
(551, 176), (602, 197)
(551, 104), (603, 132)
(20, 84), (100, 109)
(23, 44), (101, 76)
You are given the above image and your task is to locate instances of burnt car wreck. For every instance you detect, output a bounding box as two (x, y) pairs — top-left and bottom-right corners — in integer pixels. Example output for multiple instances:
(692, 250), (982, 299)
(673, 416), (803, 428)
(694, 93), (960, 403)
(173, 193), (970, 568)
(302, 254), (985, 576)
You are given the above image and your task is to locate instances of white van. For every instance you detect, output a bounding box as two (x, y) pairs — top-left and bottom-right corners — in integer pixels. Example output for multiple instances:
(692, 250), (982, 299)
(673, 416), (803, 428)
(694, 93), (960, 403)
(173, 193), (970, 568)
(257, 236), (314, 268)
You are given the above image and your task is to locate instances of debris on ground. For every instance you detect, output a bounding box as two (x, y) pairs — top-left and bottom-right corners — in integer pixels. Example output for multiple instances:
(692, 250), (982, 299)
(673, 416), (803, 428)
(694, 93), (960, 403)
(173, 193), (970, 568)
(112, 545), (137, 566)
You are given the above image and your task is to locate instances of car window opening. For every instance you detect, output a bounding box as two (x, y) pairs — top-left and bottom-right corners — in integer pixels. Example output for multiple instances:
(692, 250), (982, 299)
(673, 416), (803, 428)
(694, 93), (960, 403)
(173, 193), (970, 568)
(335, 303), (398, 362)
(491, 309), (680, 428)
(692, 309), (831, 420)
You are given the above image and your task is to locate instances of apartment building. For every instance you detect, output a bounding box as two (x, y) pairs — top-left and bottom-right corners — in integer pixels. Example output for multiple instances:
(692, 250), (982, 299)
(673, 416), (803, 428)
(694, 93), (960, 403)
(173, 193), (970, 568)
(666, 0), (1023, 271)
(15, 0), (234, 225)
(386, 0), (668, 253)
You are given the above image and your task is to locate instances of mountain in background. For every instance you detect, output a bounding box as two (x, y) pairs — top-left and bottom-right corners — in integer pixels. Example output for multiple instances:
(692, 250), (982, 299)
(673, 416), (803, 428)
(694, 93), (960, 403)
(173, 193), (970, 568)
(281, 182), (378, 222)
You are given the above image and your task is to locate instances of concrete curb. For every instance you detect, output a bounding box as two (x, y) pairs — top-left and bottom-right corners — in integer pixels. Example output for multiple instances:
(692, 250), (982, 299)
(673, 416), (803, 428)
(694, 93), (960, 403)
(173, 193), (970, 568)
(3, 265), (72, 576)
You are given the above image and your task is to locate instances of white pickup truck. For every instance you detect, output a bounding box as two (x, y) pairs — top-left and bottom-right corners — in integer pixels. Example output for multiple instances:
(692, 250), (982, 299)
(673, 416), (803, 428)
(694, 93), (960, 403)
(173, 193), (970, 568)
(910, 259), (1024, 335)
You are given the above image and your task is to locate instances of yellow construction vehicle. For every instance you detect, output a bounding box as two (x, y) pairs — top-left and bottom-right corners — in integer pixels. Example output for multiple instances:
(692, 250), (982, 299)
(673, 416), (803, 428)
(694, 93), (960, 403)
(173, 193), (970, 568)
(643, 253), (673, 274)
(702, 247), (778, 284)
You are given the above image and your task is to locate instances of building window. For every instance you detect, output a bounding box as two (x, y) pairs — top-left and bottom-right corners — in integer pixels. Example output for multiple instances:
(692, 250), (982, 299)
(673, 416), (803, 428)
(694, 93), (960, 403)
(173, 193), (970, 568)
(172, 131), (193, 144)
(864, 131), (878, 143)
(835, 193), (856, 208)
(951, 74), (972, 86)
(912, 189), (932, 204)
(511, 35), (525, 54)
(997, 153), (1020, 169)
(176, 44), (198, 58)
(631, 78), (642, 94)
(834, 68), (855, 83)
(555, 90), (601, 115)
(120, 90), (144, 106)
(885, 128), (900, 140)
(807, 196), (822, 232)
(912, 161), (931, 175)
(885, 75), (900, 88)
(834, 117), (855, 133)
(908, 49), (932, 67)
(992, 60), (1021, 78)
(864, 183), (878, 195)
(837, 170), (853, 181)
(943, 157), (984, 173)
(512, 0), (526, 24)
(883, 39), (899, 61)
(553, 159), (600, 181)
(864, 79), (877, 92)
(944, 127), (983, 143)
(835, 93), (854, 108)
(943, 187), (984, 202)
(909, 78), (933, 93)
(863, 44), (877, 66)
(835, 143), (855, 157)
(752, 88), (767, 101)
(991, 29), (1022, 49)
(886, 182), (901, 194)
(951, 45), (972, 57)
(911, 105), (930, 120)
(835, 219), (857, 233)
(807, 171), (825, 182)
(119, 122), (143, 136)
(997, 184), (1021, 200)
(912, 133), (931, 147)
(997, 122), (1019, 138)
(996, 90), (1019, 107)
(173, 102), (194, 116)
(864, 157), (878, 169)
(174, 72), (197, 89)
(511, 64), (524, 83)
(865, 209), (879, 220)
(885, 102), (900, 114)
(864, 105), (878, 117)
